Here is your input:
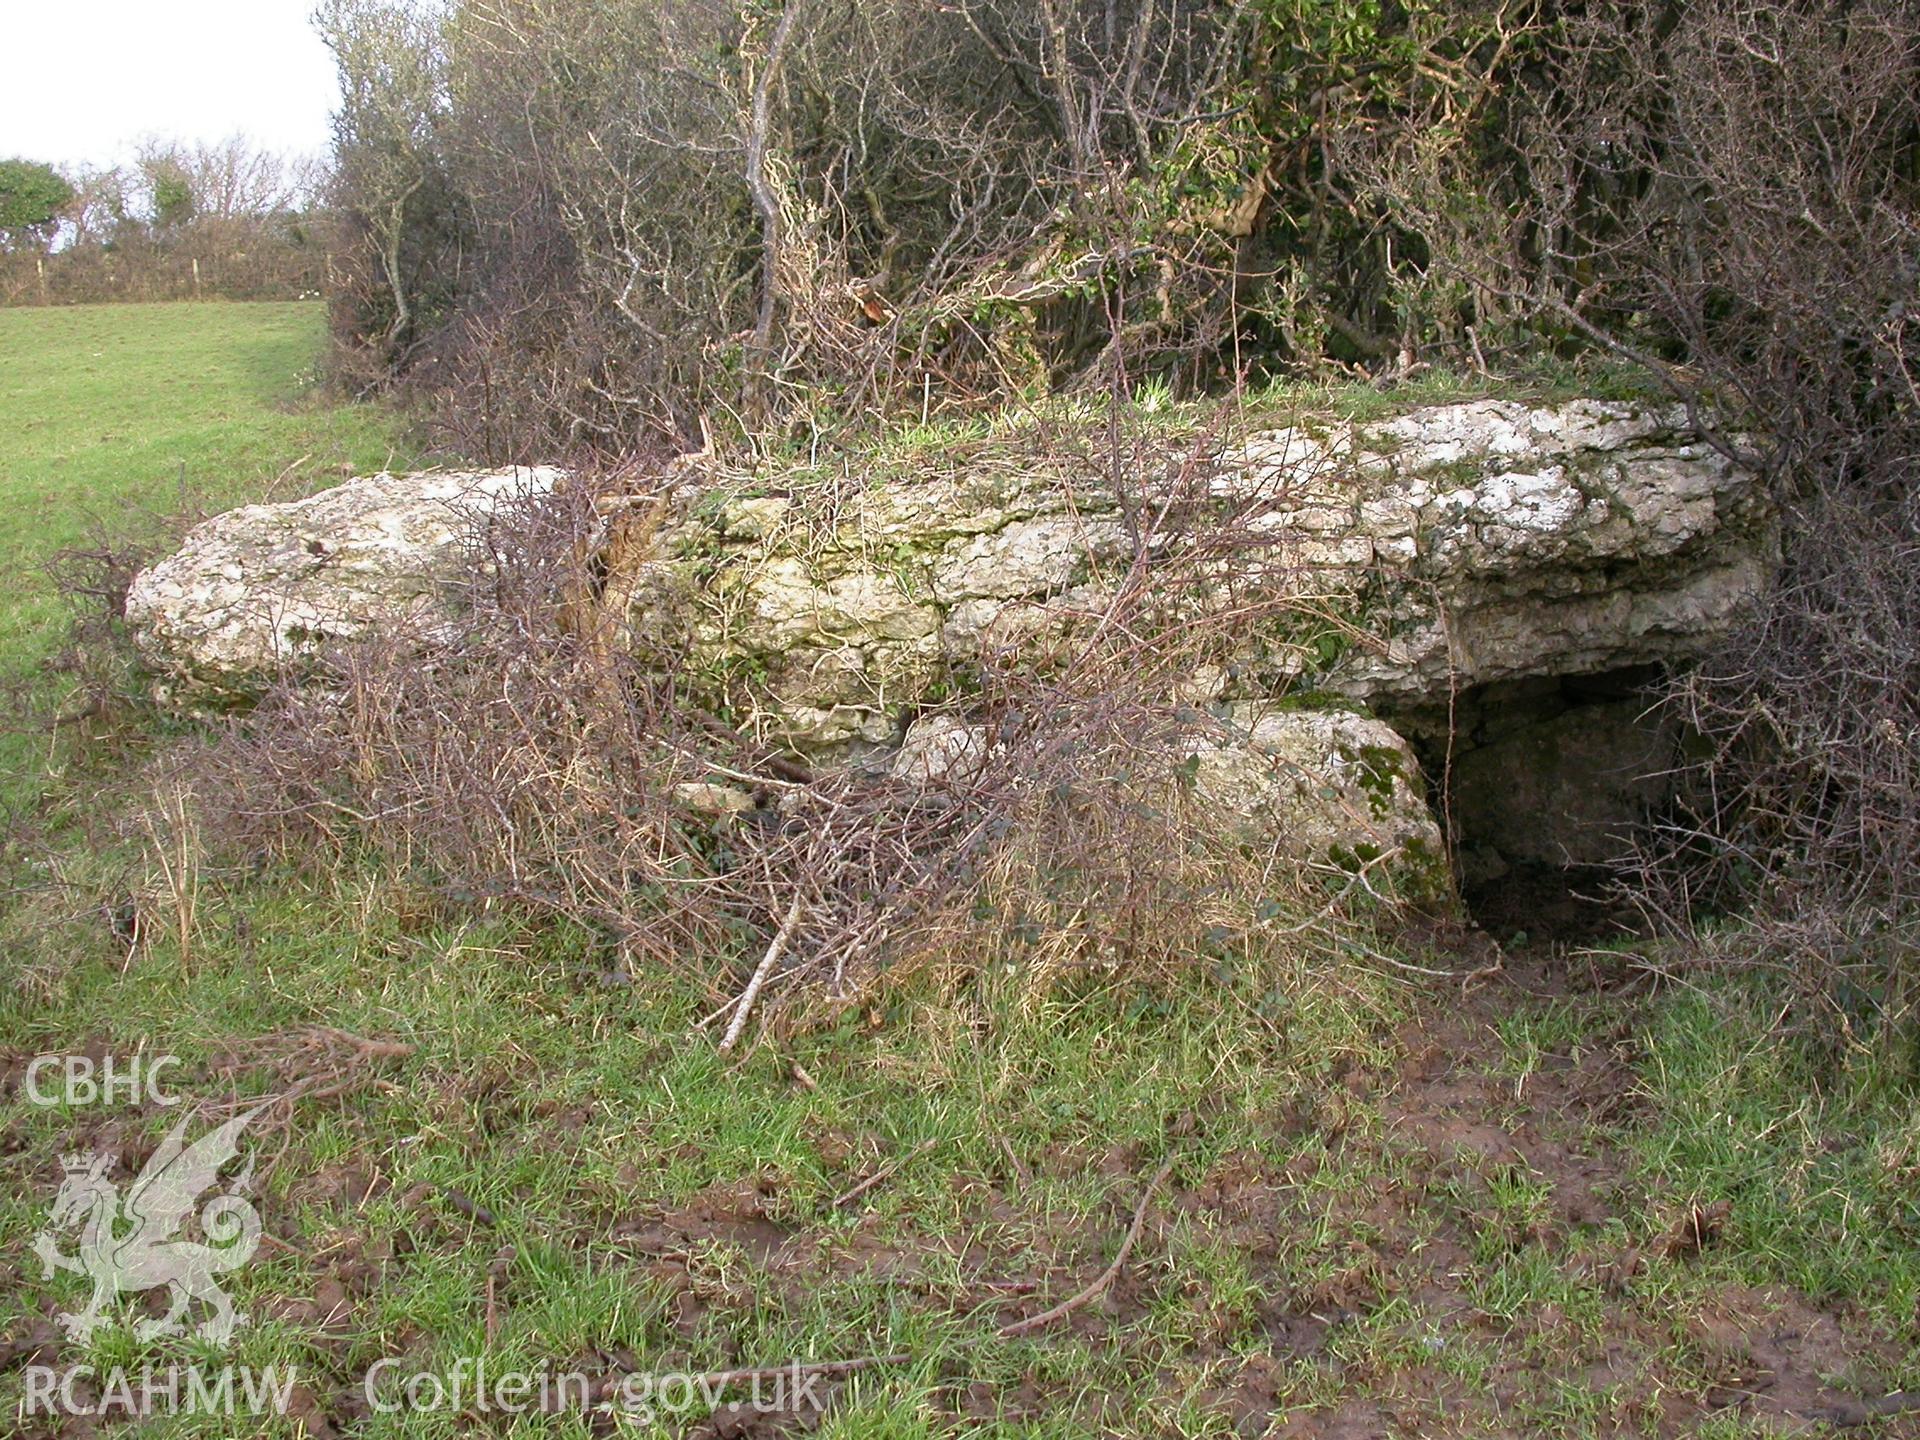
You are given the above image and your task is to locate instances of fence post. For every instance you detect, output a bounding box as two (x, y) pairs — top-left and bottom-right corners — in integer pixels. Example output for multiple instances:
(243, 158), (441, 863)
(192, 256), (201, 294)
(37, 256), (47, 302)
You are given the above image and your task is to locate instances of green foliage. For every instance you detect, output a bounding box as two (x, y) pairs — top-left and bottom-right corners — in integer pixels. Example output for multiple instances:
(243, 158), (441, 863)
(0, 157), (74, 249)
(4, 142), (331, 304)
(1632, 977), (1920, 1330)
(1229, 0), (1531, 366)
(149, 166), (196, 230)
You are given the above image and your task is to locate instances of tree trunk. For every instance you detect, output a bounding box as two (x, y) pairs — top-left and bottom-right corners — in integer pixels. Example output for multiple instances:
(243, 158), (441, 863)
(744, 0), (805, 415)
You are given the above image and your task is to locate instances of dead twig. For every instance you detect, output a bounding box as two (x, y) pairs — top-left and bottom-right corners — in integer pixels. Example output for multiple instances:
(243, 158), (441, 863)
(996, 1150), (1177, 1338)
(996, 1133), (1033, 1191)
(197, 1026), (417, 1178)
(443, 1187), (498, 1227)
(718, 895), (805, 1054)
(832, 1136), (938, 1209)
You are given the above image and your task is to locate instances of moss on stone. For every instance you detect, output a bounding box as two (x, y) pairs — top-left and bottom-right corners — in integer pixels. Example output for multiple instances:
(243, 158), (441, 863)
(1326, 840), (1385, 872)
(1336, 739), (1422, 819)
(1398, 833), (1458, 906)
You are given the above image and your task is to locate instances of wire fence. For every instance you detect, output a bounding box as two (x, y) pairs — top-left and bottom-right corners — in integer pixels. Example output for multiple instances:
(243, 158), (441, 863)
(0, 246), (326, 306)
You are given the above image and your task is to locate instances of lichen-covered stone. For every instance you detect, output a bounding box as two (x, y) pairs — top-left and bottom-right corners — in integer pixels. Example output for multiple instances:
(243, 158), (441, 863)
(125, 467), (564, 698)
(1186, 705), (1450, 904)
(1331, 402), (1775, 703)
(658, 398), (1771, 748)
(120, 395), (1766, 913)
(888, 705), (1451, 904)
(122, 398), (1770, 909)
(128, 403), (1768, 744)
(672, 782), (758, 821)
(890, 715), (992, 783)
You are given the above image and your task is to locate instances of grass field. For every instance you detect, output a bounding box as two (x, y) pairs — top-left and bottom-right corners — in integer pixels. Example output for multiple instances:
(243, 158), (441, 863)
(2, 304), (1919, 1438)
(0, 303), (407, 681)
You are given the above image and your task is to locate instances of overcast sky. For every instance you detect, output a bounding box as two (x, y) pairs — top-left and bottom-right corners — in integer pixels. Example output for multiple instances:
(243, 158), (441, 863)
(1, 1), (340, 171)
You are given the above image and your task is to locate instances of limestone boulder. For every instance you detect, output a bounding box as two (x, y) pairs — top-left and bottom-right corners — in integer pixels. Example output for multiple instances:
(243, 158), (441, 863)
(128, 402), (1771, 740)
(1186, 704), (1449, 902)
(890, 714), (993, 784)
(125, 467), (564, 698)
(1327, 401), (1775, 704)
(122, 399), (1774, 903)
(888, 704), (1450, 904)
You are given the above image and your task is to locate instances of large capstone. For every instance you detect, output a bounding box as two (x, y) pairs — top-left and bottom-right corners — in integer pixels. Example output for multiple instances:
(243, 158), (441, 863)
(653, 398), (1773, 749)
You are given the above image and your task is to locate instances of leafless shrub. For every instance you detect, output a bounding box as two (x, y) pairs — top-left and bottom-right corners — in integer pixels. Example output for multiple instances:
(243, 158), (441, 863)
(1624, 485), (1920, 1022)
(2, 138), (330, 307)
(0, 244), (328, 307)
(321, 0), (1339, 454)
(24, 532), (167, 757)
(1501, 1), (1920, 1011)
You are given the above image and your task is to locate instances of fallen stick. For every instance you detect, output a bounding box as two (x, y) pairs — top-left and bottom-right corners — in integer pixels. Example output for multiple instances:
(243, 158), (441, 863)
(996, 1152), (1177, 1339)
(313, 1026), (417, 1061)
(718, 896), (806, 1054)
(833, 1137), (938, 1209)
(996, 1133), (1033, 1190)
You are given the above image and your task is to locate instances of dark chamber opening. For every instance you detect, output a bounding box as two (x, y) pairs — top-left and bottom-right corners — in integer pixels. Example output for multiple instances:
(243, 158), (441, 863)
(1383, 667), (1676, 947)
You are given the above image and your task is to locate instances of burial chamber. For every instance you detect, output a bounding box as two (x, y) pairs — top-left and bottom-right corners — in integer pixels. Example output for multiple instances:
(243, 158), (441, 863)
(125, 398), (1777, 921)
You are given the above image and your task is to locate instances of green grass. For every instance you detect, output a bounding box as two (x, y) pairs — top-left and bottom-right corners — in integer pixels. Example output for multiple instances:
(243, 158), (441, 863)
(0, 301), (408, 707)
(2, 309), (1917, 1437)
(1632, 981), (1920, 1324)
